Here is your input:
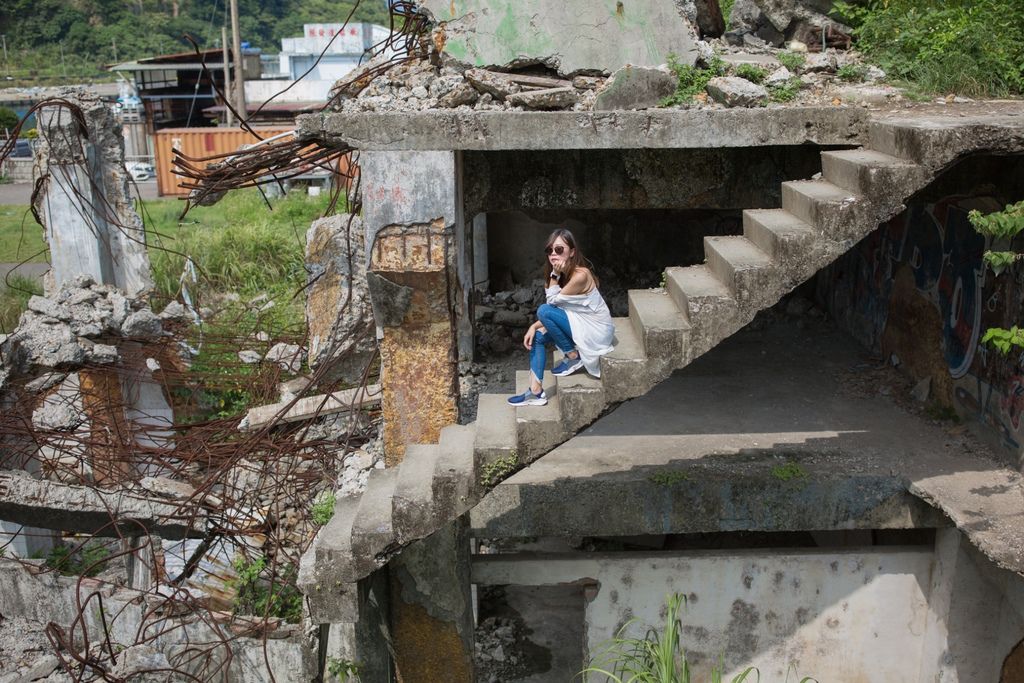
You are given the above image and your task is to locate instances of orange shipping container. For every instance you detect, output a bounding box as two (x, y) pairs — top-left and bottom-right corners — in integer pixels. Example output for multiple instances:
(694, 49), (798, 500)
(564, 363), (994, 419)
(154, 126), (295, 197)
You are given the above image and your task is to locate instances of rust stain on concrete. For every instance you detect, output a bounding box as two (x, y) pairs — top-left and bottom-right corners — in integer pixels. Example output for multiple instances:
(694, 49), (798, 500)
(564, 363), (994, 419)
(390, 575), (473, 683)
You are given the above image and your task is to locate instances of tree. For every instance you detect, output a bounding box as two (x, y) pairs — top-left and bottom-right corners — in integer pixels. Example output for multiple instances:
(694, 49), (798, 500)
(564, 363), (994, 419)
(0, 107), (20, 134)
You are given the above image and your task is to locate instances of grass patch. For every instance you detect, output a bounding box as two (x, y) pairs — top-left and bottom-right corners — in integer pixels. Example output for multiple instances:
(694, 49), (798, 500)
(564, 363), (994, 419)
(769, 79), (803, 102)
(777, 52), (806, 73)
(649, 470), (692, 486)
(834, 0), (1024, 96)
(836, 64), (868, 83)
(0, 204), (48, 263)
(0, 273), (42, 333)
(661, 53), (728, 106)
(771, 462), (808, 481)
(735, 63), (767, 84)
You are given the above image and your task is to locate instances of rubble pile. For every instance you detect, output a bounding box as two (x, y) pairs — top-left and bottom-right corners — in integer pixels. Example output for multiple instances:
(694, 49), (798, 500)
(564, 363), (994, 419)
(0, 275), (179, 392)
(474, 614), (531, 683)
(725, 0), (852, 50)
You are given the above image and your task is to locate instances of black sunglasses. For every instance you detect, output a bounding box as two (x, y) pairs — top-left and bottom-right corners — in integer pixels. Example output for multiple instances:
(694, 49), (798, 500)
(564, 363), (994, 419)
(544, 245), (566, 255)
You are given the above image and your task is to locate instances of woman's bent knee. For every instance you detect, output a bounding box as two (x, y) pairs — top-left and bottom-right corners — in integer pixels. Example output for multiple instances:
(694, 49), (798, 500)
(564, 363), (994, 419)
(537, 304), (555, 321)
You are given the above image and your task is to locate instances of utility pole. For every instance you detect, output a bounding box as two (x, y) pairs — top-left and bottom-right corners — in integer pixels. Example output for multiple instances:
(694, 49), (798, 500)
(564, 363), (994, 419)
(1, 35), (8, 76)
(229, 0), (246, 123)
(112, 37), (118, 63)
(59, 41), (67, 80)
(221, 26), (233, 126)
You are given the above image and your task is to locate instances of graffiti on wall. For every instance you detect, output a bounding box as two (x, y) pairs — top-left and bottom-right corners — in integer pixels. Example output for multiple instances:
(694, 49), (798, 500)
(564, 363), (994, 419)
(818, 195), (1024, 455)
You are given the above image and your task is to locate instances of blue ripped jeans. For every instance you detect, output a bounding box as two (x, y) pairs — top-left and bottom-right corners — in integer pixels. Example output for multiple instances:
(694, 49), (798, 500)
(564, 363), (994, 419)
(531, 304), (576, 384)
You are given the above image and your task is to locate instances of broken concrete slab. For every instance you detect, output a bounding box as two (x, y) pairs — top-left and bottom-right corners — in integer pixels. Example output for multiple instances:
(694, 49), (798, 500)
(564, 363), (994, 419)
(422, 0), (700, 76)
(239, 383), (382, 431)
(594, 65), (677, 111)
(299, 107), (869, 151)
(706, 76), (769, 107)
(0, 470), (204, 539)
(507, 86), (578, 110)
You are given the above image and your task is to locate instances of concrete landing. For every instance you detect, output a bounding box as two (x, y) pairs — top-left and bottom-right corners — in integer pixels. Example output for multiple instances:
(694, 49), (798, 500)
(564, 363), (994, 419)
(470, 317), (1024, 576)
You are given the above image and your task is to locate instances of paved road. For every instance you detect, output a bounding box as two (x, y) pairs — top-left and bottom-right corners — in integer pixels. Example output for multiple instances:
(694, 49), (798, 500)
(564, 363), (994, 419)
(0, 180), (161, 205)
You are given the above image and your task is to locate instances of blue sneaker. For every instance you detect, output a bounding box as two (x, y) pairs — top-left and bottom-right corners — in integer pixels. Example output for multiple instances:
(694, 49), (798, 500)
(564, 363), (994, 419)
(507, 388), (548, 406)
(552, 355), (584, 377)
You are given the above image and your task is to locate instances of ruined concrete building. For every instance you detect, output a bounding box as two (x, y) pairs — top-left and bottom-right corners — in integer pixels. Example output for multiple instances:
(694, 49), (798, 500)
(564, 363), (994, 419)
(3, 0), (1024, 681)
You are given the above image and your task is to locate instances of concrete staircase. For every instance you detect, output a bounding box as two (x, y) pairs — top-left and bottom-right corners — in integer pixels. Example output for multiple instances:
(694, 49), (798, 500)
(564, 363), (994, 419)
(297, 118), (987, 622)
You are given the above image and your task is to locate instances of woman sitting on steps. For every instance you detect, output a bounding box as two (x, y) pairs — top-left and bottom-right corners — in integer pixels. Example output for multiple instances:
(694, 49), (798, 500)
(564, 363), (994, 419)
(508, 228), (615, 407)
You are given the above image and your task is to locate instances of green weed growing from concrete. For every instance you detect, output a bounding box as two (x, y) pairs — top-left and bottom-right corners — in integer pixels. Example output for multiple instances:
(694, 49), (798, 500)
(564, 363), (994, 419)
(649, 470), (691, 486)
(480, 453), (519, 488)
(327, 656), (361, 682)
(311, 491), (337, 525)
(970, 201), (1024, 354)
(771, 462), (808, 481)
(768, 79), (803, 103)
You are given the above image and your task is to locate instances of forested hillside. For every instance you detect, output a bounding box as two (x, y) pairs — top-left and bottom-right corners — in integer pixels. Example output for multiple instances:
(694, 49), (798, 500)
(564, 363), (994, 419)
(0, 0), (392, 83)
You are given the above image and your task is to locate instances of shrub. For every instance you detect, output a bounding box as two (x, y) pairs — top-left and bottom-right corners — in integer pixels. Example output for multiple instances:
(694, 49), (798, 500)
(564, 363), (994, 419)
(231, 555), (304, 623)
(835, 0), (1024, 96)
(734, 63), (767, 84)
(45, 541), (111, 577)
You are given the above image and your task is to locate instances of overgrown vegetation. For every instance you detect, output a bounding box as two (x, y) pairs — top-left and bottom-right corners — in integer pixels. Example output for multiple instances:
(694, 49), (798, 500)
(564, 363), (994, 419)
(661, 54), (728, 106)
(480, 453), (519, 488)
(835, 64), (867, 83)
(0, 0), (392, 85)
(311, 491), (336, 525)
(970, 201), (1024, 354)
(582, 593), (816, 683)
(43, 541), (111, 577)
(230, 555), (304, 623)
(768, 79), (802, 103)
(834, 0), (1024, 96)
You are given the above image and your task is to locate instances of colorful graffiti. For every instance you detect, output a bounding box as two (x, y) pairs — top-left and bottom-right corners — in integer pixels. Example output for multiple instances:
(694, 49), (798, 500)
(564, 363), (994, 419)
(817, 193), (1024, 456)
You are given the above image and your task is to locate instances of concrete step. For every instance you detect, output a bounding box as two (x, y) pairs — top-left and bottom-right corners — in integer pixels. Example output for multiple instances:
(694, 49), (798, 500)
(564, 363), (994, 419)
(628, 288), (690, 368)
(434, 423), (479, 517)
(349, 467), (400, 577)
(742, 209), (817, 263)
(601, 317), (650, 403)
(820, 148), (926, 196)
(556, 372), (606, 434)
(297, 490), (363, 621)
(704, 235), (774, 305)
(391, 444), (442, 544)
(664, 264), (740, 361)
(474, 393), (518, 471)
(515, 370), (565, 463)
(780, 179), (860, 236)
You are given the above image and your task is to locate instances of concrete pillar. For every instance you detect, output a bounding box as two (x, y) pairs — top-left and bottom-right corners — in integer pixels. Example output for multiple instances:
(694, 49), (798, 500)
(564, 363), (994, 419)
(361, 151), (460, 465)
(34, 91), (153, 297)
(389, 519), (475, 683)
(361, 151), (474, 679)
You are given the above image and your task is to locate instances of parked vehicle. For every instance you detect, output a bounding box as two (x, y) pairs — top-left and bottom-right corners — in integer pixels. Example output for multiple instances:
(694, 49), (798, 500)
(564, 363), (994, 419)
(125, 161), (155, 181)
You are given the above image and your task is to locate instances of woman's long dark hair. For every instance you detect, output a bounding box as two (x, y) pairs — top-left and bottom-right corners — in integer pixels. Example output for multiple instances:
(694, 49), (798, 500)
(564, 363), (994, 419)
(543, 228), (599, 288)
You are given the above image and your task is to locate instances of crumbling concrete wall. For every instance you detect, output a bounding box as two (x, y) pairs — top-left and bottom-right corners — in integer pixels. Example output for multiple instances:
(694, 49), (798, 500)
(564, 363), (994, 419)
(305, 213), (377, 385)
(0, 557), (317, 682)
(816, 155), (1024, 468)
(32, 90), (153, 298)
(421, 0), (701, 75)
